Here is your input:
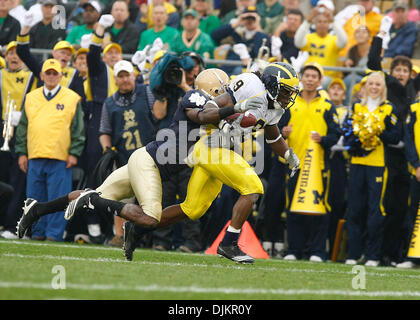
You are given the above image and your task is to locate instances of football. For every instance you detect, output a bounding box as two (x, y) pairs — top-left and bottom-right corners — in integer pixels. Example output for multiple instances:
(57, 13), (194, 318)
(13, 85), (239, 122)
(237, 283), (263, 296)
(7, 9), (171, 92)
(225, 112), (257, 128)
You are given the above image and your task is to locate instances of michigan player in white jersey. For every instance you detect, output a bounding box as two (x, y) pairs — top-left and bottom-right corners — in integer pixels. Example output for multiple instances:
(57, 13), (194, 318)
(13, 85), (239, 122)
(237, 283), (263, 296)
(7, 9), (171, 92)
(122, 62), (301, 263)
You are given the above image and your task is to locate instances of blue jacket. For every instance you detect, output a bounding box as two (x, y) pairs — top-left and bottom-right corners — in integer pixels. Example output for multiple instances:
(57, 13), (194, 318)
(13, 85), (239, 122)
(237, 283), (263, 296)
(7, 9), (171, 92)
(385, 22), (418, 58)
(211, 24), (270, 74)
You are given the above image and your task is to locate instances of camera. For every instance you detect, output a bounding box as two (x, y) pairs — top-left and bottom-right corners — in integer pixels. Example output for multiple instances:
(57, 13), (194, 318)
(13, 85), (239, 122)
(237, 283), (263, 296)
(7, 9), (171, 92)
(244, 15), (256, 21)
(163, 62), (183, 86)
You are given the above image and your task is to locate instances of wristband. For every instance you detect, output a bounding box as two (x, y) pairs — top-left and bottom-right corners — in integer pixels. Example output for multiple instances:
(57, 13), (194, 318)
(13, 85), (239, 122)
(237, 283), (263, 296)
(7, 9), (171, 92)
(265, 134), (282, 144)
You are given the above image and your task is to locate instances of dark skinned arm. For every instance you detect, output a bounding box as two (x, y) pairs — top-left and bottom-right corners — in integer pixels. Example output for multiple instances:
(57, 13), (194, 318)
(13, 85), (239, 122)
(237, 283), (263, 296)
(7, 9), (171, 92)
(264, 124), (289, 158)
(185, 92), (235, 125)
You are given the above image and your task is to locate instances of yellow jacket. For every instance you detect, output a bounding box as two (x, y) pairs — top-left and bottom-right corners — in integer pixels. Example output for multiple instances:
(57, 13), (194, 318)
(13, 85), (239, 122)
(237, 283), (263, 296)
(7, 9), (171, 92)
(279, 92), (341, 170)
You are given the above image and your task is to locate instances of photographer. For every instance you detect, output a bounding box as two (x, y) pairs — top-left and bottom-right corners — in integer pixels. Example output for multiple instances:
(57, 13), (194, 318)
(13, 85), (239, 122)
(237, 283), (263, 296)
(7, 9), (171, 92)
(211, 5), (270, 75)
(148, 52), (201, 252)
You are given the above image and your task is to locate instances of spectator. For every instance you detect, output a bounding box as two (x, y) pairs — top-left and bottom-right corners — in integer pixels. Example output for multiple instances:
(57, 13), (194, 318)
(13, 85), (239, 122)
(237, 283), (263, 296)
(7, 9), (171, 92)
(66, 0), (101, 48)
(136, 0), (180, 31)
(0, 0), (21, 46)
(0, 41), (36, 239)
(326, 78), (349, 259)
(338, 0), (383, 58)
(266, 0), (301, 36)
(220, 0), (256, 25)
(257, 0), (284, 35)
(212, 5), (270, 75)
(387, 0), (420, 23)
(279, 62), (340, 262)
(399, 98), (420, 268)
(97, 60), (156, 247)
(17, 23), (86, 103)
(137, 4), (179, 51)
(28, 0), (67, 50)
(367, 21), (420, 265)
(191, 0), (221, 36)
(294, 7), (347, 88)
(104, 0), (139, 24)
(105, 0), (141, 54)
(15, 58), (85, 241)
(384, 1), (419, 58)
(170, 9), (214, 60)
(344, 72), (400, 267)
(343, 25), (371, 105)
(72, 48), (88, 78)
(272, 8), (304, 62)
(83, 15), (122, 188)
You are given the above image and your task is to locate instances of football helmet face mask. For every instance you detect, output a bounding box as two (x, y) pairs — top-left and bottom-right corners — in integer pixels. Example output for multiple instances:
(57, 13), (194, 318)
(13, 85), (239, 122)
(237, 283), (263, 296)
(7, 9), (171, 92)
(261, 62), (300, 110)
(195, 68), (230, 99)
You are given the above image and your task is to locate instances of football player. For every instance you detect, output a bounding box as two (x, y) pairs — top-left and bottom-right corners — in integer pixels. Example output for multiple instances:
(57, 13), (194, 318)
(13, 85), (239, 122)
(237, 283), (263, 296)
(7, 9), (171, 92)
(15, 68), (259, 240)
(123, 62), (302, 263)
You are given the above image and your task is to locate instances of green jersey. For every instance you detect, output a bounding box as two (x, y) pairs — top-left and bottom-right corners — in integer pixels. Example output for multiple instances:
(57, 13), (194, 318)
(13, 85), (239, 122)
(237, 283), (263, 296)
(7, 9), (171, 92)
(138, 26), (179, 50)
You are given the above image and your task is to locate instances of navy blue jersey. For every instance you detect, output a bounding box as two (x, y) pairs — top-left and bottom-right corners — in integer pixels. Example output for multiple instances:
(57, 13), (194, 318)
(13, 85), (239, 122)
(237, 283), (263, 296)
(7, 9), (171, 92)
(146, 90), (209, 181)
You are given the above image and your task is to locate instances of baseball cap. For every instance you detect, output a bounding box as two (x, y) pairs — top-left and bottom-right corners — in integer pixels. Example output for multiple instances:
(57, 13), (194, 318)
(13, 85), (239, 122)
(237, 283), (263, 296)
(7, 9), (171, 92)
(41, 0), (57, 6)
(5, 41), (17, 53)
(328, 78), (346, 90)
(42, 58), (62, 73)
(182, 8), (198, 18)
(394, 0), (408, 10)
(113, 60), (134, 76)
(103, 42), (122, 55)
(53, 41), (75, 55)
(302, 62), (324, 78)
(317, 0), (335, 12)
(243, 5), (257, 14)
(75, 47), (89, 58)
(82, 0), (102, 13)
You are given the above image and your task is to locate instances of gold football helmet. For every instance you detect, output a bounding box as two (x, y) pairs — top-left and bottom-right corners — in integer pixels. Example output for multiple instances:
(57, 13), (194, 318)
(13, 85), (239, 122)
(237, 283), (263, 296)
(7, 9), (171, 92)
(195, 68), (230, 99)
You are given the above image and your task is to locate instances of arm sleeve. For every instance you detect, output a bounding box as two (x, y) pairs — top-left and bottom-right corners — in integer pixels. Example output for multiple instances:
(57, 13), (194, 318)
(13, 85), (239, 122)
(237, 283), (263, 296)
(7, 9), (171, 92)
(15, 105), (28, 157)
(16, 34), (42, 80)
(367, 36), (383, 71)
(294, 20), (310, 49)
(404, 109), (420, 168)
(87, 33), (107, 78)
(321, 105), (341, 149)
(98, 102), (112, 135)
(380, 106), (401, 145)
(69, 102), (86, 157)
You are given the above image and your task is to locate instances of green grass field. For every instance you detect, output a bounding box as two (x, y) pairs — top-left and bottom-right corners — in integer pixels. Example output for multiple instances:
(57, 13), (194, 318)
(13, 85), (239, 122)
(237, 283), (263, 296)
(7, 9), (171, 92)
(1, 238), (420, 300)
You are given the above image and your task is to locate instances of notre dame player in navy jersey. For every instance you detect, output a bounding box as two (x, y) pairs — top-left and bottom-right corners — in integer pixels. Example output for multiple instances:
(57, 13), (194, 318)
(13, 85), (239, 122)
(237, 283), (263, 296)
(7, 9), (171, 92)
(16, 68), (263, 240)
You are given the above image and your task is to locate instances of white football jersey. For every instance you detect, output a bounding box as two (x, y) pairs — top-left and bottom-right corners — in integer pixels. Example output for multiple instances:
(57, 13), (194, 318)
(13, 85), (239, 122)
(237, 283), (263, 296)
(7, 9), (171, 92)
(228, 72), (284, 128)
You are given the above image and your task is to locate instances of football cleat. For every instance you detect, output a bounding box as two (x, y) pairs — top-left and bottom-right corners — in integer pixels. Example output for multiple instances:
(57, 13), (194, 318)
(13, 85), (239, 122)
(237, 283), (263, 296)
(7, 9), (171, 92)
(16, 198), (39, 238)
(123, 221), (140, 261)
(217, 241), (254, 264)
(64, 189), (97, 221)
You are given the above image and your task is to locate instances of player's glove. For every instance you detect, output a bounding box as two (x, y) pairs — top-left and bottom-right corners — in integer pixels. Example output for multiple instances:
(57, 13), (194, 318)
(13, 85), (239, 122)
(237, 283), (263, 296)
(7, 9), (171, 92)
(284, 148), (300, 177)
(234, 96), (263, 113)
(290, 51), (309, 73)
(98, 14), (115, 29)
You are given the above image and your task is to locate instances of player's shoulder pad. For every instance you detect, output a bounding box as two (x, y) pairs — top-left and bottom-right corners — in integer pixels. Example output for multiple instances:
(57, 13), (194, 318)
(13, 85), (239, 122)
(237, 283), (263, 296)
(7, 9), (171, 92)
(181, 89), (209, 109)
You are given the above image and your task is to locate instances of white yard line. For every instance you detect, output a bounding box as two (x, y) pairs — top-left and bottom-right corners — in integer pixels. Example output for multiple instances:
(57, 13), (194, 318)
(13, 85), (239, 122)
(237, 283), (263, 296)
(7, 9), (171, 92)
(0, 280), (420, 298)
(3, 252), (420, 280)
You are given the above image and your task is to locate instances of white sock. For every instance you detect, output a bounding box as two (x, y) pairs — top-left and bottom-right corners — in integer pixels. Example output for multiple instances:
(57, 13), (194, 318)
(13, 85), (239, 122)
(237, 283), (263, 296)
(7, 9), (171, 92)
(227, 225), (241, 233)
